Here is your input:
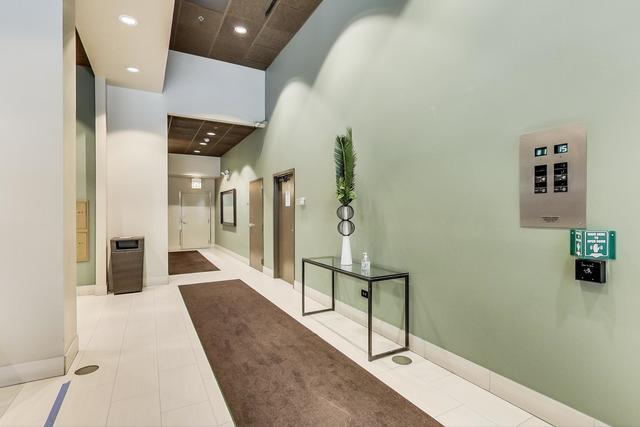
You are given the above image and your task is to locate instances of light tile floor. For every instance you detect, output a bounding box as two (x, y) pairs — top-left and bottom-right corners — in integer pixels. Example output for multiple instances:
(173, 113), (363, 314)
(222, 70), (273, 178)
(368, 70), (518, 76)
(0, 248), (551, 427)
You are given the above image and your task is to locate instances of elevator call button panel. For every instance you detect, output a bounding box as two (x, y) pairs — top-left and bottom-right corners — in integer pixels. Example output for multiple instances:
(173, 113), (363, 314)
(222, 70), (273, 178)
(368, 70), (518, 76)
(519, 124), (587, 228)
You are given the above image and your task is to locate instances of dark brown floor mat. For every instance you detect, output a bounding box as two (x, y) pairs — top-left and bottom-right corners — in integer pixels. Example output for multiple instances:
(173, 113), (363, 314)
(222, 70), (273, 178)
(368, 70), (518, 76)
(168, 251), (219, 275)
(179, 279), (442, 427)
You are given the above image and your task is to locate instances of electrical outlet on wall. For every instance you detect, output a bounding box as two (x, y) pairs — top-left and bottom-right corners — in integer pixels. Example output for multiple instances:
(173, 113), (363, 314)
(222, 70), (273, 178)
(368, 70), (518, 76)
(361, 289), (368, 299)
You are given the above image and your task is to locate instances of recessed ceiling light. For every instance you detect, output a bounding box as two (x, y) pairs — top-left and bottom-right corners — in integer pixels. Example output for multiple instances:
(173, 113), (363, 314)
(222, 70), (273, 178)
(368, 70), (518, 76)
(126, 66), (140, 73)
(118, 15), (138, 26)
(199, 142), (207, 146)
(234, 25), (248, 35)
(204, 138), (210, 142)
(206, 132), (216, 136)
(194, 150), (201, 154)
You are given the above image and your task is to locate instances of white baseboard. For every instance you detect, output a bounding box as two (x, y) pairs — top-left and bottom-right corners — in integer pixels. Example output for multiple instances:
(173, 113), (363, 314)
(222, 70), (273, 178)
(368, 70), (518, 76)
(94, 283), (108, 296)
(64, 334), (79, 373)
(214, 246), (607, 427)
(77, 285), (95, 296)
(214, 244), (249, 265)
(0, 356), (64, 387)
(295, 281), (607, 427)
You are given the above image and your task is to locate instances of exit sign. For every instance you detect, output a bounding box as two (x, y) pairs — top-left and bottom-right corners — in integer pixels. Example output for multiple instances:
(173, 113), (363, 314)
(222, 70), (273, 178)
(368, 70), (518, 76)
(570, 230), (616, 260)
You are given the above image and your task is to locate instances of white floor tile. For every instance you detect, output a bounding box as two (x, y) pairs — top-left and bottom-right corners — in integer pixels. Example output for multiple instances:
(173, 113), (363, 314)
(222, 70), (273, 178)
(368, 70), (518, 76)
(112, 346), (159, 402)
(107, 393), (161, 427)
(518, 416), (554, 427)
(0, 384), (22, 418)
(0, 247), (543, 427)
(432, 375), (532, 426)
(161, 401), (217, 427)
(55, 381), (113, 427)
(376, 370), (462, 417)
(74, 350), (120, 387)
(437, 405), (497, 426)
(158, 337), (197, 372)
(159, 364), (207, 412)
(0, 377), (68, 427)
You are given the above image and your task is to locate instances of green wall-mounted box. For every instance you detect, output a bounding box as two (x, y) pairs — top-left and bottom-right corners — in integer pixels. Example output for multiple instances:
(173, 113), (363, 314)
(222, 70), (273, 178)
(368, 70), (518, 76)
(570, 230), (616, 260)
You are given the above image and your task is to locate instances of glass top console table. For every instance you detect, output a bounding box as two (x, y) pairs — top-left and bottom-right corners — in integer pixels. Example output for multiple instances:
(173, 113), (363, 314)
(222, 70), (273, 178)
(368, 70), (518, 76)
(301, 256), (409, 361)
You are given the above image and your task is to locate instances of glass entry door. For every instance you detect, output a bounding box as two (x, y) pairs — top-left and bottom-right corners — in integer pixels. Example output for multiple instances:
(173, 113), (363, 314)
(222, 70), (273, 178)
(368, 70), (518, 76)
(180, 191), (211, 249)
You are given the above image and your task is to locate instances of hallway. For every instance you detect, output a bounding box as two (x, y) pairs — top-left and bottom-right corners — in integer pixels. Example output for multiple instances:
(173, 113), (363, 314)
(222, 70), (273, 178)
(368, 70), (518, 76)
(1, 248), (547, 427)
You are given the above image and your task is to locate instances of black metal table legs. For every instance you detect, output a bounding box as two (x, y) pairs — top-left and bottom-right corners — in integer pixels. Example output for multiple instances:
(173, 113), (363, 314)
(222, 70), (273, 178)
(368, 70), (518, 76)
(367, 277), (409, 362)
(302, 260), (335, 316)
(302, 259), (410, 361)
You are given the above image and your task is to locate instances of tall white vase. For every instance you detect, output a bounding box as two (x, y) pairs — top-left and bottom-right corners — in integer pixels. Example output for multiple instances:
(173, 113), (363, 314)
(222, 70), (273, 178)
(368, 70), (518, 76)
(340, 235), (353, 265)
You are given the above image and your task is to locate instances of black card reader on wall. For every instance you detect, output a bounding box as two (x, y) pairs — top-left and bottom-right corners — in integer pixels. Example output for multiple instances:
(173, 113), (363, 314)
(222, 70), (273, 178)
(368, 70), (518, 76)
(575, 259), (606, 284)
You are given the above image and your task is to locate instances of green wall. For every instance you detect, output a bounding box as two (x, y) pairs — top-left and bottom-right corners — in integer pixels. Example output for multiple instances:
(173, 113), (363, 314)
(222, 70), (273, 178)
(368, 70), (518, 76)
(76, 66), (96, 286)
(216, 1), (640, 424)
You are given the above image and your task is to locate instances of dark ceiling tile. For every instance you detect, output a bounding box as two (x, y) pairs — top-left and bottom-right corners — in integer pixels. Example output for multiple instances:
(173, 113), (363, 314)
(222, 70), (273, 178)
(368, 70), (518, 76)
(218, 14), (262, 46)
(253, 25), (292, 52)
(245, 44), (279, 66)
(171, 0), (182, 47)
(280, 0), (322, 12)
(170, 116), (202, 128)
(174, 1), (224, 55)
(189, 0), (230, 13)
(266, 2), (308, 34)
(180, 0), (226, 28)
(202, 122), (232, 134)
(168, 115), (257, 157)
(237, 59), (268, 70)
(210, 37), (249, 64)
(169, 0), (321, 69)
(76, 31), (92, 69)
(174, 25), (217, 57)
(229, 125), (255, 136)
(227, 0), (270, 25)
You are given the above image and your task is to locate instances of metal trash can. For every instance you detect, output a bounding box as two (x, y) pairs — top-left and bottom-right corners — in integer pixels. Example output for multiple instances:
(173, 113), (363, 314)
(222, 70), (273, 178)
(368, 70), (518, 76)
(109, 236), (144, 294)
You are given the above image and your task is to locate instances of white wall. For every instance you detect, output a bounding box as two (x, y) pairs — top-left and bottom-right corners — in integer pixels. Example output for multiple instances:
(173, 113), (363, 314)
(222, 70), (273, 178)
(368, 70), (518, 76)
(168, 153), (220, 178)
(62, 0), (77, 370)
(0, 0), (76, 384)
(107, 86), (168, 285)
(105, 51), (264, 286)
(164, 51), (265, 124)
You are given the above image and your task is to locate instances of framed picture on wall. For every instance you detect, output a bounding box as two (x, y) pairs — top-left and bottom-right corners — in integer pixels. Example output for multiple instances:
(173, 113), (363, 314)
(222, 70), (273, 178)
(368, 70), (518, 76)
(220, 189), (237, 226)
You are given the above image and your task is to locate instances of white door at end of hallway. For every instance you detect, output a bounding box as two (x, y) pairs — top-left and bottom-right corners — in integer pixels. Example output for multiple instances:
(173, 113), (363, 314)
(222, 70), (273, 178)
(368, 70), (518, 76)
(180, 191), (211, 249)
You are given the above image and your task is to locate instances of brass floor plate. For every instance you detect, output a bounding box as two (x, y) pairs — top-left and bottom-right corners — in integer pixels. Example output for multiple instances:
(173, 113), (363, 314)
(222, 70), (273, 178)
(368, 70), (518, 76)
(392, 355), (412, 365)
(74, 365), (99, 376)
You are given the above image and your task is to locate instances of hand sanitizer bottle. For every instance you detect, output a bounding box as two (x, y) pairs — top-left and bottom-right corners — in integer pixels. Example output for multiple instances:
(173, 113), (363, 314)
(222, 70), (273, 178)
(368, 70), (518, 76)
(361, 252), (371, 274)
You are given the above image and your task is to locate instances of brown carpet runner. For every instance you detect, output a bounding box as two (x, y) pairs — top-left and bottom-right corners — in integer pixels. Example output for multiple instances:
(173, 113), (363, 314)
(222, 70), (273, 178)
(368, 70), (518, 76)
(168, 251), (219, 275)
(179, 280), (441, 426)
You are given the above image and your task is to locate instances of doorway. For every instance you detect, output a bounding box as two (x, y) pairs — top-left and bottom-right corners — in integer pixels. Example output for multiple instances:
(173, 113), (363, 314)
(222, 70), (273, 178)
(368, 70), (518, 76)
(273, 169), (295, 284)
(249, 178), (264, 271)
(180, 191), (211, 249)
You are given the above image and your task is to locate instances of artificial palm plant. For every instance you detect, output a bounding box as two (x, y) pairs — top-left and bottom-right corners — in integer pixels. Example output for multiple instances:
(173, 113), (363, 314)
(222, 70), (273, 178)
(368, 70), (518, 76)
(334, 127), (357, 206)
(334, 128), (357, 265)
